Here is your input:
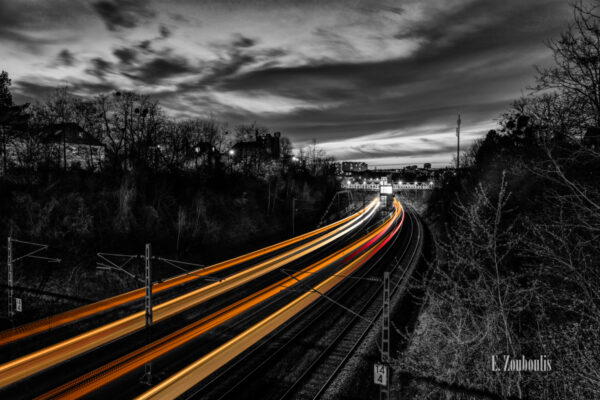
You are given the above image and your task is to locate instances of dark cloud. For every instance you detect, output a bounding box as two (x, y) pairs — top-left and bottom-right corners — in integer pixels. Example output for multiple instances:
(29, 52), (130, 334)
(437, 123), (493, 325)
(2, 0), (573, 165)
(232, 34), (257, 48)
(125, 56), (195, 84)
(393, 0), (564, 52)
(343, 143), (458, 159)
(169, 13), (189, 23)
(56, 49), (76, 66)
(92, 0), (155, 31)
(13, 81), (59, 101)
(0, 1), (87, 51)
(193, 0), (569, 155)
(178, 36), (285, 91)
(86, 58), (113, 79)
(354, 3), (405, 16)
(207, 52), (256, 83)
(13, 79), (116, 103)
(159, 24), (171, 39)
(113, 47), (138, 65)
(138, 40), (152, 51)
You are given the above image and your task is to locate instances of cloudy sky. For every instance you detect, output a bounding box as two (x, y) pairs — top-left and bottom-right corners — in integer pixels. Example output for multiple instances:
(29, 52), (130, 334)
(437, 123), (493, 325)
(1, 0), (571, 167)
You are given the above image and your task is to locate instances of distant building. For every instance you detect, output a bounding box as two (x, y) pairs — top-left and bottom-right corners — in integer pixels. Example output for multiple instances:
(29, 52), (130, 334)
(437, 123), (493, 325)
(341, 161), (368, 173)
(333, 162), (342, 175)
(41, 123), (105, 170)
(184, 141), (219, 169)
(231, 131), (281, 160)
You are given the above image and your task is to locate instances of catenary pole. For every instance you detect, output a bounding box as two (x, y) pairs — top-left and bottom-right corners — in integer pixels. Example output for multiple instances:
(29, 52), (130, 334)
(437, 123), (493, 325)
(456, 114), (461, 170)
(7, 237), (13, 322)
(381, 271), (391, 400)
(141, 243), (153, 385)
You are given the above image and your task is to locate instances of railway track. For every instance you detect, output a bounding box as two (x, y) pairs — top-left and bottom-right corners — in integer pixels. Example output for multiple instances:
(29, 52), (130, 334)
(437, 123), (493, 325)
(303, 205), (423, 400)
(0, 203), (368, 350)
(0, 199), (384, 400)
(184, 200), (421, 400)
(0, 199), (381, 393)
(0, 197), (421, 400)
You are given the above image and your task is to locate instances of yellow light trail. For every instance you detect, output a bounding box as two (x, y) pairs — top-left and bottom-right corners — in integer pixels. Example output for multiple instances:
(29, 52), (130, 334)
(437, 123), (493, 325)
(36, 200), (397, 400)
(137, 199), (402, 400)
(0, 199), (379, 389)
(0, 204), (364, 347)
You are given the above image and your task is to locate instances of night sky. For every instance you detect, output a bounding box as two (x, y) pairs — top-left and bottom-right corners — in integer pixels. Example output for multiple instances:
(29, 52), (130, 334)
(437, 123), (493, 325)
(1, 0), (571, 167)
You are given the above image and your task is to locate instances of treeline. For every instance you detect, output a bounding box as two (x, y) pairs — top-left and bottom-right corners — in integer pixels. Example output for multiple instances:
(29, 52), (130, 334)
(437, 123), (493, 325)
(0, 74), (334, 177)
(397, 2), (600, 400)
(0, 73), (340, 324)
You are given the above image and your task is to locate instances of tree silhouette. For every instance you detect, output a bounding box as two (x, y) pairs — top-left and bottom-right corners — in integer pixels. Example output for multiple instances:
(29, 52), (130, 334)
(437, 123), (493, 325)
(0, 70), (12, 108)
(535, 1), (600, 126)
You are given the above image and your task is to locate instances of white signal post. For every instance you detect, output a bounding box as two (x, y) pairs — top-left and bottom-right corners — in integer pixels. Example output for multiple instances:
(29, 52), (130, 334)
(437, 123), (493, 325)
(374, 363), (388, 386)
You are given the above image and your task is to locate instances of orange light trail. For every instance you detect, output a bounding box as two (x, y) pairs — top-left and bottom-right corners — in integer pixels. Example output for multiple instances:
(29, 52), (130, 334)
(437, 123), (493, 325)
(0, 199), (379, 389)
(136, 198), (403, 400)
(35, 200), (397, 400)
(0, 207), (364, 347)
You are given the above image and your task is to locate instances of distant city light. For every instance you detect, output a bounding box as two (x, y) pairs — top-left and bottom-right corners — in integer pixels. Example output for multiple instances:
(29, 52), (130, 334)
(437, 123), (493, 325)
(292, 156), (299, 162)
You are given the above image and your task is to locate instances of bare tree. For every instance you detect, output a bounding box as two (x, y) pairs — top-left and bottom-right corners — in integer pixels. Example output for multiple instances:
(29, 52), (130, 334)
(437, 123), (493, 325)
(398, 174), (528, 399)
(535, 0), (600, 126)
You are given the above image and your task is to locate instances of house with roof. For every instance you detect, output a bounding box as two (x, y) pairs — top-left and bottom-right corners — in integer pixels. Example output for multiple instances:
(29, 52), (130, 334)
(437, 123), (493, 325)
(231, 131), (281, 161)
(184, 141), (219, 169)
(41, 123), (105, 170)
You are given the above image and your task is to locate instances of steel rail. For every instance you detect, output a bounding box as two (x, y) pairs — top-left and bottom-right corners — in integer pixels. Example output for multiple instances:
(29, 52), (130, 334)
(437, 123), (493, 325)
(308, 204), (423, 400)
(34, 201), (393, 400)
(204, 202), (407, 400)
(0, 200), (367, 347)
(0, 199), (379, 389)
(135, 199), (403, 400)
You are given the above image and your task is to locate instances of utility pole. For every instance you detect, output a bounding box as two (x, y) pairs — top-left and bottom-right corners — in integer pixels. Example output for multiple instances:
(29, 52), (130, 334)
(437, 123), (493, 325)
(291, 197), (296, 236)
(97, 246), (218, 386)
(381, 271), (391, 400)
(6, 238), (60, 323)
(144, 243), (152, 332)
(7, 237), (13, 322)
(456, 114), (461, 171)
(141, 243), (153, 385)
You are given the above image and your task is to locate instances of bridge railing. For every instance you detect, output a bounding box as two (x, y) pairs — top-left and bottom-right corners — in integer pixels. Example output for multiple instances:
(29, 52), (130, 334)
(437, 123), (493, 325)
(341, 183), (435, 191)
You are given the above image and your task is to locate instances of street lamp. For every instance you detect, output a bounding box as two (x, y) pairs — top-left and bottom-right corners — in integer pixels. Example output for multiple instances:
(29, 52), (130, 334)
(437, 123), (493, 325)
(228, 149), (235, 156)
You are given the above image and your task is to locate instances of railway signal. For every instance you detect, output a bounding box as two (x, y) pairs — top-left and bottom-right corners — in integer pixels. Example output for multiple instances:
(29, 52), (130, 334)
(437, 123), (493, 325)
(374, 363), (388, 386)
